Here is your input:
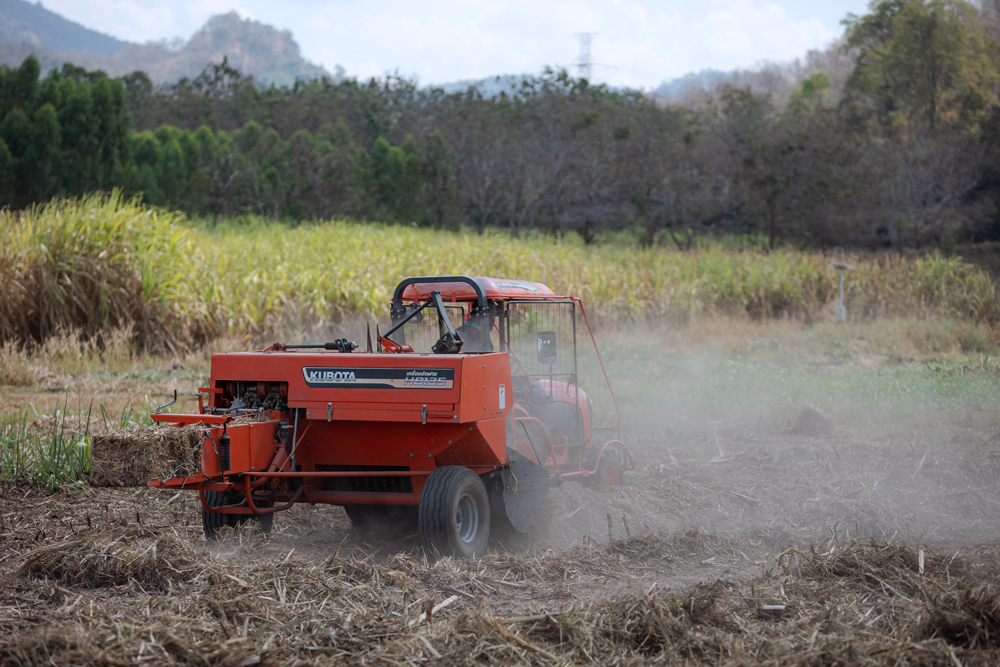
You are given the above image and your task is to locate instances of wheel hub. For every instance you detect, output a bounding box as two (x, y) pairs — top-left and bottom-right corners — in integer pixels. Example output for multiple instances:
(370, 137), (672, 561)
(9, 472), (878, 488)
(455, 493), (479, 543)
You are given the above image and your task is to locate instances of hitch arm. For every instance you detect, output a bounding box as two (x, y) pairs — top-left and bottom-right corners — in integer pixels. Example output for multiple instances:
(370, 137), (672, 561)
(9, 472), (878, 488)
(428, 291), (464, 354)
(380, 291), (464, 354)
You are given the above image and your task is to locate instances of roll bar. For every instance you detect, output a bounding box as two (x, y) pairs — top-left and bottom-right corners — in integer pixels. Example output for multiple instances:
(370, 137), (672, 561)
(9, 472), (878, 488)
(391, 276), (489, 321)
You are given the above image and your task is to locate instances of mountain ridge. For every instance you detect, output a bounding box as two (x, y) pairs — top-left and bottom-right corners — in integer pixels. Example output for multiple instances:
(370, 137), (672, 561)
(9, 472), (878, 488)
(0, 2), (334, 86)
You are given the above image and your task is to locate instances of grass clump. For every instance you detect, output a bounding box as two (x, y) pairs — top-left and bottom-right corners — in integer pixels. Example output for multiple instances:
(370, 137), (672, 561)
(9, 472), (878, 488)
(0, 406), (91, 489)
(0, 192), (196, 352)
(0, 341), (34, 387)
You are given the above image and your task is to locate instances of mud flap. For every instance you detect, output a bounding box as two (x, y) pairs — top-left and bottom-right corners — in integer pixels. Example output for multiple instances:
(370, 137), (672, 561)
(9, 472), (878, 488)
(501, 447), (559, 533)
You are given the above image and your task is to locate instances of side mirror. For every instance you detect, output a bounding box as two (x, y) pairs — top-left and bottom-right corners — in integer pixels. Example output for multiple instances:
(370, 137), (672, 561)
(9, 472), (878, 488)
(536, 331), (558, 364)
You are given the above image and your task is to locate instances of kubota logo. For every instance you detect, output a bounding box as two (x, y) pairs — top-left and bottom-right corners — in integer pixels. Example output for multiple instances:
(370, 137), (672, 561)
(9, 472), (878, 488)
(307, 370), (356, 383)
(302, 366), (454, 389)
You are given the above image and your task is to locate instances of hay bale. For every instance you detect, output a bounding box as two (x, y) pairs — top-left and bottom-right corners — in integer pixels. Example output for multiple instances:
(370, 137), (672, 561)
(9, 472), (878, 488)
(789, 405), (834, 435)
(18, 531), (198, 589)
(89, 424), (201, 486)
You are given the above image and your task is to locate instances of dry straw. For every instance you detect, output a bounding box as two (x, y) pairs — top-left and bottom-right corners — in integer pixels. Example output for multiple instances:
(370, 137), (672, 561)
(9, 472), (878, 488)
(6, 528), (1000, 665)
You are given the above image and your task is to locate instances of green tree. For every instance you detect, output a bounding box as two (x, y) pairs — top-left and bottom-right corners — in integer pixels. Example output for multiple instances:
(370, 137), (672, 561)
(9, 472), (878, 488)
(844, 0), (1000, 131)
(0, 57), (130, 207)
(158, 133), (188, 205)
(128, 131), (164, 204)
(91, 76), (130, 189)
(420, 129), (457, 229)
(0, 108), (30, 159)
(362, 135), (423, 222)
(56, 75), (98, 194)
(0, 56), (39, 119)
(23, 103), (62, 203)
(0, 138), (14, 205)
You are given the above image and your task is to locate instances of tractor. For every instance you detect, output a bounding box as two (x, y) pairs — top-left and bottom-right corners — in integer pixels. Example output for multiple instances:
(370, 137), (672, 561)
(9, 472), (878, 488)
(149, 276), (633, 558)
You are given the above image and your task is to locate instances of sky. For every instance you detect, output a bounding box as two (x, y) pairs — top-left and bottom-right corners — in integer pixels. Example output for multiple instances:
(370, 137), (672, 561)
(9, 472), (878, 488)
(41, 0), (872, 89)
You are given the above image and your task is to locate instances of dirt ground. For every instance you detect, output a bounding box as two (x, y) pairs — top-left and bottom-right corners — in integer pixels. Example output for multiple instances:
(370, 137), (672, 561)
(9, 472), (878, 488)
(3, 421), (1000, 665)
(3, 323), (1000, 665)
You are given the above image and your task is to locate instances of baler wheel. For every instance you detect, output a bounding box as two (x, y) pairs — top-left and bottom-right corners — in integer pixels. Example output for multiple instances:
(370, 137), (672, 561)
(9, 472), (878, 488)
(344, 504), (417, 532)
(202, 490), (273, 540)
(343, 504), (369, 530)
(419, 467), (490, 558)
(589, 451), (623, 491)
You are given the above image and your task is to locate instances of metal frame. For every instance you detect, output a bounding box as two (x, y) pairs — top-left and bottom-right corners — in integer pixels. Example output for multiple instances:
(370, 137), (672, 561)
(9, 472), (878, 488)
(504, 299), (578, 384)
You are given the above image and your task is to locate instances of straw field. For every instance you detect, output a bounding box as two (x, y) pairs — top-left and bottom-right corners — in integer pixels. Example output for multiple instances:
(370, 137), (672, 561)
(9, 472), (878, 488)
(4, 416), (1000, 666)
(1, 193), (998, 352)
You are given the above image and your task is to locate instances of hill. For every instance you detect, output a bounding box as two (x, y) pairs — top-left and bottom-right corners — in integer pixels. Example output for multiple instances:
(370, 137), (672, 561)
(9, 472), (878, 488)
(0, 8), (333, 85)
(0, 0), (126, 54)
(652, 41), (853, 107)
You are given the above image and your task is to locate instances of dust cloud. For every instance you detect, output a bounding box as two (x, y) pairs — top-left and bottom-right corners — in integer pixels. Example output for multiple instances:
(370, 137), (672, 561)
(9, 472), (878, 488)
(528, 324), (1000, 554)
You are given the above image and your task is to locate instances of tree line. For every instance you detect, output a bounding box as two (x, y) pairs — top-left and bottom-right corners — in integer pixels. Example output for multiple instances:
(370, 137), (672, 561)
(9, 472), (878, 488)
(2, 0), (1000, 250)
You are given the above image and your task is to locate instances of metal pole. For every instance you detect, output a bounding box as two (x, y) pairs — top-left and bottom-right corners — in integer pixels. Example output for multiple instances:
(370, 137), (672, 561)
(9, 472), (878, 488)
(838, 270), (845, 322)
(831, 262), (854, 323)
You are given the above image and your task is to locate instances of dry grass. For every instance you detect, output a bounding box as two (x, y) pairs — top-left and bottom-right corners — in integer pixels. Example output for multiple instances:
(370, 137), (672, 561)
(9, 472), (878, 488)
(2, 193), (999, 353)
(18, 530), (198, 589)
(0, 342), (33, 388)
(917, 586), (1000, 650)
(360, 537), (1000, 665)
(0, 194), (190, 353)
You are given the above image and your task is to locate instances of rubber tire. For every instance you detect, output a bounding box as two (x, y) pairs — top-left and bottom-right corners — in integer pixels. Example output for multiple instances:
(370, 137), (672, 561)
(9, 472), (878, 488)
(202, 490), (273, 540)
(419, 466), (490, 559)
(344, 504), (369, 530)
(589, 451), (624, 491)
(344, 504), (417, 532)
(486, 471), (528, 551)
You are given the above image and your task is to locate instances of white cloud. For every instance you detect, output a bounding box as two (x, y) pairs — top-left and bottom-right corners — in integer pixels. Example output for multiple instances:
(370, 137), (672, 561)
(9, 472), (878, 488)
(39, 0), (860, 87)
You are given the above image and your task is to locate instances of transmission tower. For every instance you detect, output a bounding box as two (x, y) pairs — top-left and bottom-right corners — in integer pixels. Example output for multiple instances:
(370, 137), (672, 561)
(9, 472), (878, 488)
(575, 32), (595, 81)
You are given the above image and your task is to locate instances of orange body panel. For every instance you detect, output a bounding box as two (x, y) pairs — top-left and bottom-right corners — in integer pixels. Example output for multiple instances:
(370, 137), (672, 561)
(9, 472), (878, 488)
(166, 349), (516, 504)
(200, 421), (281, 476)
(212, 351), (470, 413)
(455, 355), (510, 426)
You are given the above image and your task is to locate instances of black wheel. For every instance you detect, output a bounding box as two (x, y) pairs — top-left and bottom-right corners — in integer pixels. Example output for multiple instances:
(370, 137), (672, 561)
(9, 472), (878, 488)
(485, 471), (528, 551)
(419, 466), (490, 559)
(344, 504), (417, 533)
(589, 450), (623, 491)
(202, 490), (273, 540)
(344, 504), (369, 530)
